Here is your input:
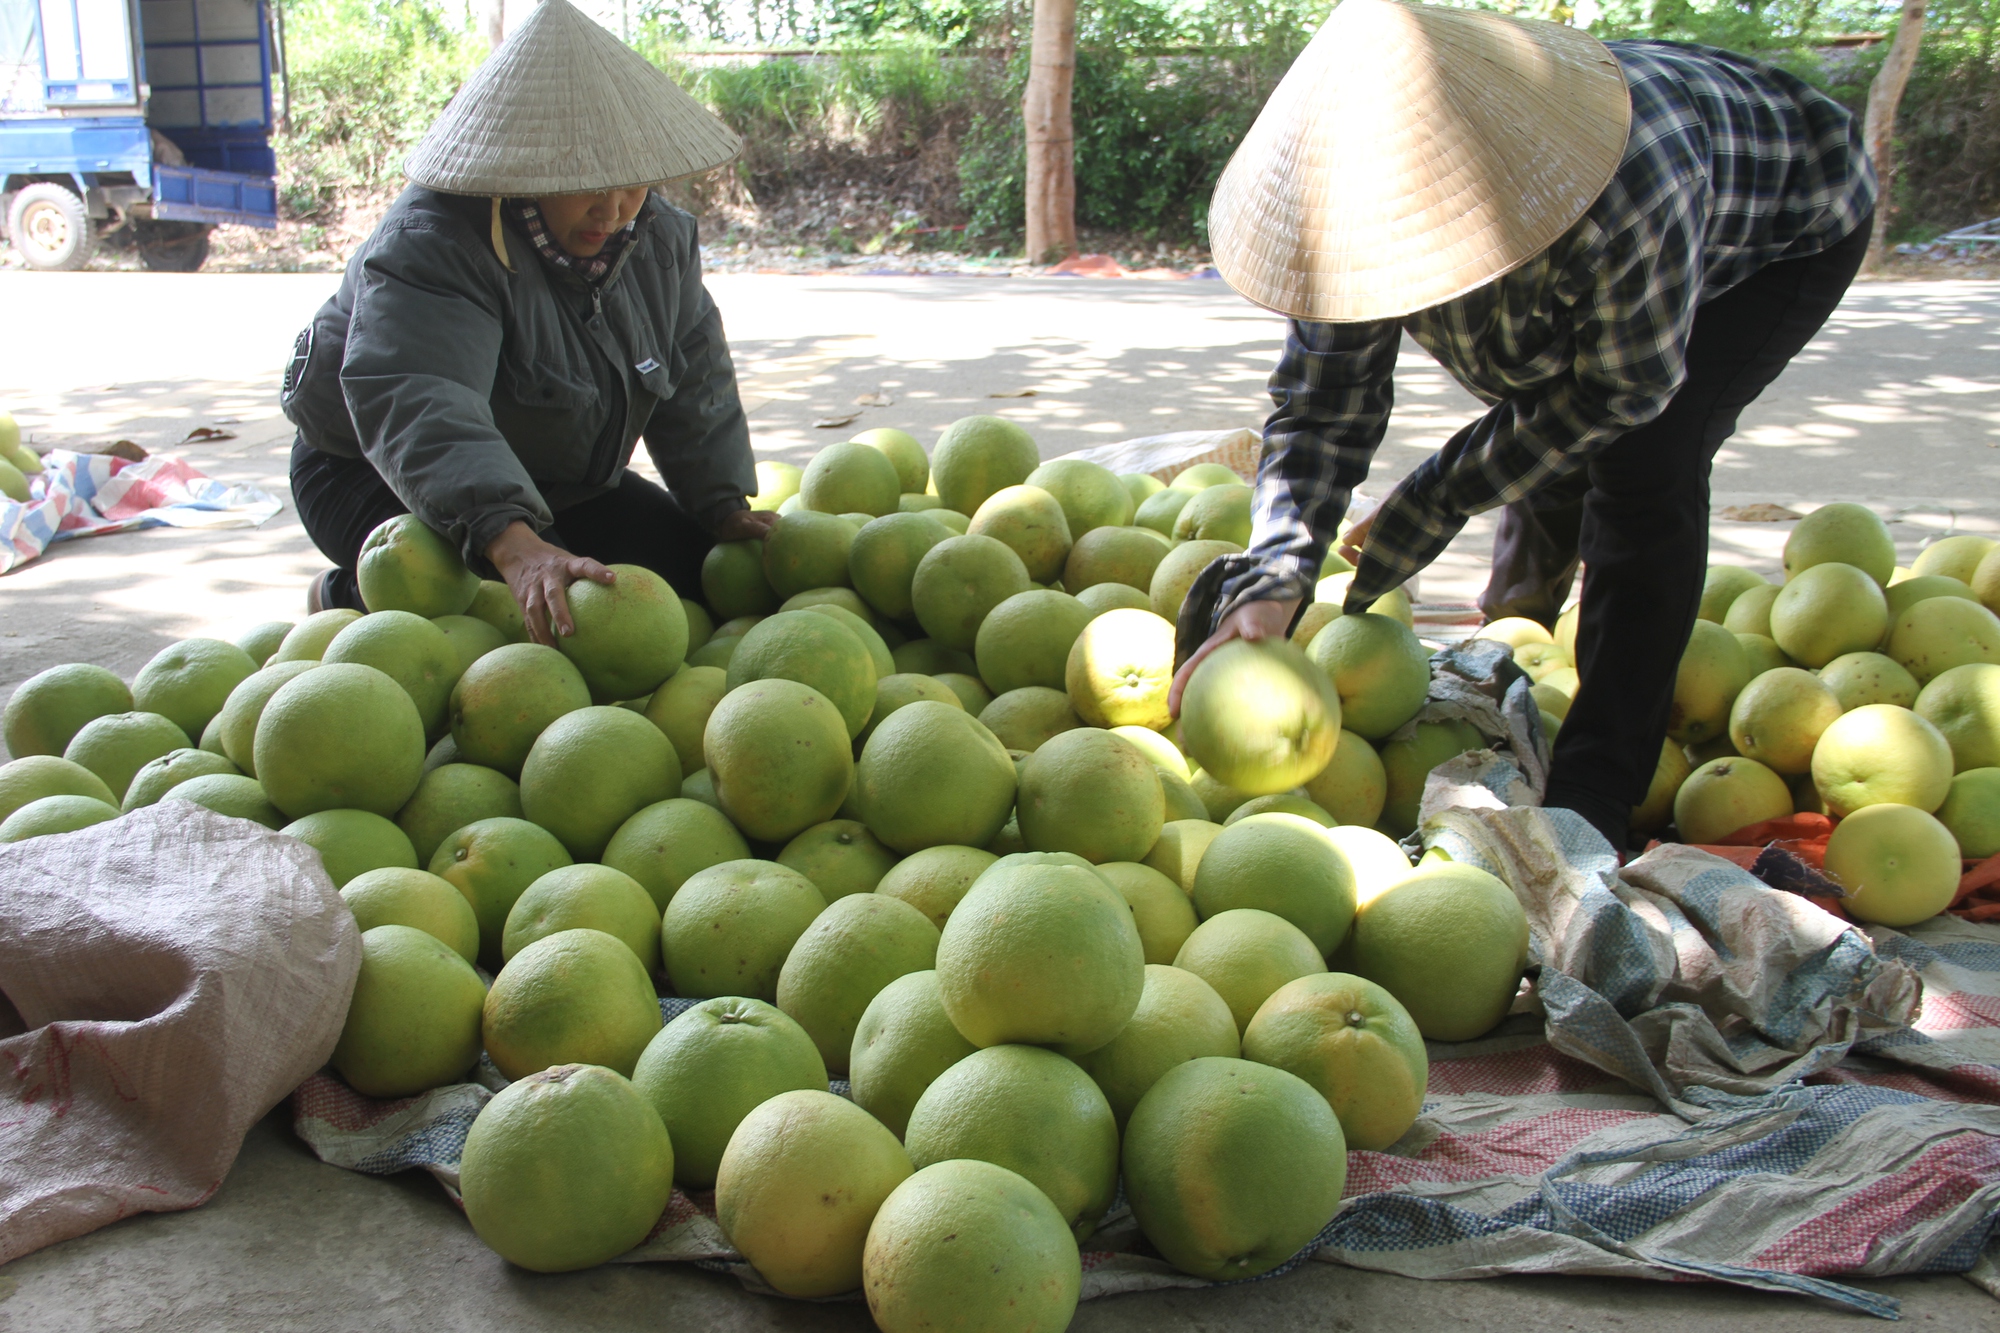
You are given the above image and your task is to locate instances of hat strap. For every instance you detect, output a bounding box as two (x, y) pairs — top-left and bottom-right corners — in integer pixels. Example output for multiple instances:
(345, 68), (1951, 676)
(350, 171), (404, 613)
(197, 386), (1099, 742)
(490, 198), (515, 272)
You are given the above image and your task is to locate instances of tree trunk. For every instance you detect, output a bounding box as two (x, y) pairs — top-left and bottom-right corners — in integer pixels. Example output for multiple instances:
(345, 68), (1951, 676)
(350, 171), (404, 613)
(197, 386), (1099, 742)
(1023, 0), (1079, 263)
(1863, 0), (1928, 269)
(481, 0), (507, 51)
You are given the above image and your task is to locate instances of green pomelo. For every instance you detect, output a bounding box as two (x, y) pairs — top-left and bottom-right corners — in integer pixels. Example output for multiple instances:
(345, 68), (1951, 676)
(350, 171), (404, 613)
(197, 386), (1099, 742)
(702, 539), (780, 620)
(801, 440), (902, 517)
(1913, 534), (1996, 583)
(1193, 813), (1356, 955)
(681, 599), (714, 655)
(482, 927), (662, 1080)
(448, 642), (592, 777)
(357, 514), (479, 618)
(1180, 637), (1343, 794)
(1349, 863), (1529, 1041)
(1173, 908), (1326, 1035)
(1824, 802), (1963, 927)
(1916, 662), (2000, 771)
(752, 459), (804, 512)
(431, 613), (507, 680)
(852, 427), (929, 493)
(0, 793), (120, 842)
(1323, 825), (1413, 908)
(502, 863), (663, 971)
(1170, 462), (1241, 491)
(395, 762), (521, 867)
(1770, 562), (1891, 669)
(911, 534), (1032, 652)
(727, 610), (879, 741)
(63, 710), (190, 803)
(850, 513), (950, 622)
(466, 580), (530, 645)
(859, 673), (962, 747)
(162, 773), (284, 828)
(1723, 583), (1782, 636)
(1024, 459), (1133, 538)
(330, 924), (484, 1097)
(1669, 619), (1752, 745)
(129, 638), (256, 742)
(1886, 574), (1978, 620)
(1063, 525), (1168, 594)
(1821, 651), (1919, 710)
(704, 678), (854, 843)
(1302, 728), (1389, 828)
(323, 610), (460, 736)
(1170, 482), (1253, 546)
(1134, 486), (1193, 536)
(1074, 964), (1238, 1128)
(1698, 565), (1769, 623)
(601, 797), (750, 912)
(777, 892), (941, 1073)
(272, 609), (362, 663)
(428, 816), (574, 969)
(777, 818), (901, 901)
(519, 705), (682, 860)
(632, 996), (827, 1188)
(341, 866), (480, 963)
(1377, 718), (1484, 838)
(1736, 633), (1793, 677)
(643, 664), (728, 772)
(1784, 502), (1896, 586)
(1017, 726), (1164, 863)
(661, 858), (827, 1001)
(979, 686), (1083, 752)
(216, 660), (317, 776)
(282, 808), (418, 888)
(4, 662), (131, 759)
(1140, 818), (1223, 895)
(1148, 539), (1243, 626)
(1811, 703), (1954, 816)
(1097, 860), (1198, 964)
(1114, 723), (1188, 777)
(1888, 594), (2000, 685)
(763, 511), (859, 600)
(892, 639), (976, 676)
(1189, 767), (1255, 823)
(1242, 972), (1427, 1151)
(121, 747), (238, 811)
(974, 589), (1091, 695)
(1938, 766), (2000, 859)
(874, 845), (997, 930)
(802, 603), (896, 683)
(1727, 667), (1843, 775)
(559, 564), (689, 702)
(1226, 793), (1334, 826)
(849, 970), (979, 1138)
(1630, 739), (1694, 837)
(930, 416), (1040, 518)
(968, 484), (1072, 583)
(1064, 607), (1175, 730)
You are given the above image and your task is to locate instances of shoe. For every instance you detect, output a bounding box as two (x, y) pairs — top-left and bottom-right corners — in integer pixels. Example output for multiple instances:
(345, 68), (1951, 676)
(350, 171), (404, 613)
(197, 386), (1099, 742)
(306, 569), (336, 615)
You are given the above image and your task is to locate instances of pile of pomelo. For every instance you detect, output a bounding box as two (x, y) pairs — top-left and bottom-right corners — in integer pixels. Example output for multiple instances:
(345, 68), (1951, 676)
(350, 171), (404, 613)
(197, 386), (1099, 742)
(35, 409), (1934, 1323)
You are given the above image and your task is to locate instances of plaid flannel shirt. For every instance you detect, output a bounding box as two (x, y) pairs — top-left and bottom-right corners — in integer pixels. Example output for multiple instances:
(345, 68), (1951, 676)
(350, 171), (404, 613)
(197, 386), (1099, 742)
(512, 199), (635, 283)
(1228, 40), (1877, 624)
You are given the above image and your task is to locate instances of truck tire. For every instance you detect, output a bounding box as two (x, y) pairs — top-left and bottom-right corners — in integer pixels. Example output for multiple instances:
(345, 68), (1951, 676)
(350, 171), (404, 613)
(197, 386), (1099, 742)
(7, 184), (97, 272)
(135, 221), (212, 273)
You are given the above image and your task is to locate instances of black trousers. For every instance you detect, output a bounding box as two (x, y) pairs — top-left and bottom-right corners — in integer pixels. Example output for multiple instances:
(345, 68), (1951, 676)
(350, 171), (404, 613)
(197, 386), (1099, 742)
(1478, 218), (1872, 847)
(289, 439), (717, 610)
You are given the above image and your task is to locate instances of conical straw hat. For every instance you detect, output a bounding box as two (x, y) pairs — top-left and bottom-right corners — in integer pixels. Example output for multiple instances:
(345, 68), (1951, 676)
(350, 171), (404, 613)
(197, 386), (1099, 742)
(1208, 0), (1630, 322)
(406, 0), (741, 196)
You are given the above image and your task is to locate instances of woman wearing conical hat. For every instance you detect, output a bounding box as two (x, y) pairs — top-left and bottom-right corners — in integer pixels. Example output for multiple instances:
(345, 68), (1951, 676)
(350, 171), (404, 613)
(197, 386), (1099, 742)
(281, 0), (763, 643)
(1172, 0), (1875, 851)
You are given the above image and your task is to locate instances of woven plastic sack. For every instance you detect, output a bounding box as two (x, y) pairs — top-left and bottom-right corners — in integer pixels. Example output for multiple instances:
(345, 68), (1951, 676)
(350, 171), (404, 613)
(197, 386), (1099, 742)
(0, 804), (359, 1263)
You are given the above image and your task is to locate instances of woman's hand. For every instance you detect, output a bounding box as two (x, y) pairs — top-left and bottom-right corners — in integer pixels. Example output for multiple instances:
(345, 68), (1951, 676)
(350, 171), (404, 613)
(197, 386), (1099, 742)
(715, 508), (778, 542)
(1167, 595), (1301, 717)
(485, 521), (615, 646)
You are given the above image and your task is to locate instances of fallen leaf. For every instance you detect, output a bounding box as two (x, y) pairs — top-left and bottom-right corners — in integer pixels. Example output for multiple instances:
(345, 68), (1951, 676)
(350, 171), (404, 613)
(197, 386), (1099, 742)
(814, 411), (862, 429)
(181, 426), (237, 443)
(855, 391), (894, 407)
(93, 440), (148, 461)
(988, 389), (1038, 398)
(1718, 503), (1804, 522)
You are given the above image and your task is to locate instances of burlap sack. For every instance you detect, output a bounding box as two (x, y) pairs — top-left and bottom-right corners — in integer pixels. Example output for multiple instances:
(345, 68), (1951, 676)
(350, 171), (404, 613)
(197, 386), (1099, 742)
(0, 803), (359, 1263)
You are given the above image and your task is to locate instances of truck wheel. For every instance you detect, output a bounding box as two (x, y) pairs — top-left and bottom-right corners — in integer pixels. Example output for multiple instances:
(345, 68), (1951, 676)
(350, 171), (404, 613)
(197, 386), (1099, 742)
(7, 184), (97, 272)
(136, 221), (212, 273)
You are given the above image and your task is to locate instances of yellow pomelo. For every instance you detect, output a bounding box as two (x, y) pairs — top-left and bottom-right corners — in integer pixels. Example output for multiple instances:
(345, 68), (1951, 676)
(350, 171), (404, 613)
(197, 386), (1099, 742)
(0, 793), (120, 842)
(466, 580), (530, 645)
(330, 924), (484, 1097)
(701, 539), (780, 620)
(1937, 766), (2000, 859)
(1193, 813), (1356, 955)
(763, 510), (859, 600)
(632, 996), (827, 1188)
(859, 673), (962, 747)
(853, 700), (1017, 852)
(1888, 594), (2000, 685)
(1784, 502), (1895, 586)
(1277, 736), (1374, 831)
(1669, 619), (1751, 744)
(1173, 908), (1327, 1035)
(502, 863), (661, 971)
(706, 678), (854, 842)
(1912, 534), (1995, 583)
(558, 564), (688, 702)
(601, 796), (750, 912)
(802, 440), (902, 517)
(1075, 581), (1153, 617)
(1122, 1056), (1346, 1280)
(1074, 964), (1238, 1128)
(1305, 612), (1427, 740)
(1554, 604), (1579, 656)
(342, 866), (480, 963)
(448, 642), (592, 776)
(63, 710), (190, 803)
(1723, 583), (1782, 637)
(130, 637), (256, 742)
(661, 859), (826, 1000)
(1811, 703), (1954, 815)
(431, 613), (507, 678)
(1140, 817), (1224, 895)
(1513, 642), (1572, 682)
(1886, 574), (1978, 621)
(1350, 863), (1528, 1041)
(718, 1089), (914, 1296)
(160, 773), (283, 827)
(930, 416), (1040, 518)
(1972, 545), (2000, 616)
(965, 484), (1073, 584)
(1316, 572), (1414, 626)
(1134, 486), (1193, 535)
(850, 970), (979, 1138)
(1180, 637), (1342, 795)
(863, 1159), (1081, 1333)
(428, 815), (573, 968)
(1148, 539), (1242, 626)
(1170, 462), (1241, 491)
(1821, 651), (1919, 710)
(1112, 723), (1188, 777)
(874, 846), (997, 930)
(482, 926), (662, 1082)
(752, 459), (804, 512)
(911, 534), (1032, 651)
(1017, 726), (1165, 863)
(975, 589), (1092, 694)
(937, 854), (1145, 1051)
(356, 515), (478, 618)
(121, 747), (236, 811)
(519, 705), (681, 860)
(1064, 607), (1175, 731)
(1170, 482), (1252, 546)
(1698, 565), (1769, 622)
(1915, 662), (2000, 772)
(1532, 683), (1573, 718)
(1096, 860), (1198, 963)
(1727, 667), (1843, 775)
(273, 608), (363, 664)
(216, 660), (317, 776)
(1473, 616), (1553, 650)
(1155, 764), (1206, 820)
(283, 808), (417, 887)
(1823, 802), (1962, 926)
(1242, 972), (1427, 1151)
(1064, 525), (1168, 594)
(460, 1064), (674, 1272)
(777, 818), (900, 901)
(1378, 718), (1484, 838)
(1674, 756), (1792, 842)
(726, 610), (878, 740)
(1770, 562), (1890, 669)
(1225, 793), (1334, 826)
(4, 663), (131, 759)
(1630, 739), (1694, 836)
(322, 611), (459, 736)
(849, 514), (948, 622)
(905, 1044), (1118, 1240)
(1541, 664), (1580, 696)
(1323, 825), (1412, 908)
(979, 686), (1083, 751)
(1026, 459), (1134, 538)
(643, 664), (727, 771)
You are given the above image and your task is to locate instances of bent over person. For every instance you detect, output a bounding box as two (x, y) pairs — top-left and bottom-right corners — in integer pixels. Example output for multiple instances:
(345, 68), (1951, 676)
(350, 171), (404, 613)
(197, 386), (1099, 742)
(281, 0), (771, 644)
(1174, 0), (1876, 850)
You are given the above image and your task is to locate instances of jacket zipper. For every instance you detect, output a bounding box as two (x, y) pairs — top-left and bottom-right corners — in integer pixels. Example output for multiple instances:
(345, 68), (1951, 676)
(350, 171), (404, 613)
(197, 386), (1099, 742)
(579, 238), (641, 488)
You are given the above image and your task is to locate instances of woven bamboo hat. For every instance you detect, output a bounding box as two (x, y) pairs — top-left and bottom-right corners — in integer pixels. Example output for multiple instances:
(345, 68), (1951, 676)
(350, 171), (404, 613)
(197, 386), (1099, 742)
(405, 0), (741, 196)
(1208, 0), (1630, 322)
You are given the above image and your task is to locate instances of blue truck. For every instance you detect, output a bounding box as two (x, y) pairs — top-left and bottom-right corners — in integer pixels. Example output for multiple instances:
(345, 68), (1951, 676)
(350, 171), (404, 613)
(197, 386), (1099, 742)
(0, 0), (281, 271)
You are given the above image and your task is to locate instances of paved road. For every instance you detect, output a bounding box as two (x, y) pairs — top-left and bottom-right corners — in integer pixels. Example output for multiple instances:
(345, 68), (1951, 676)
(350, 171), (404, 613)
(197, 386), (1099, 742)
(2, 271), (2000, 1330)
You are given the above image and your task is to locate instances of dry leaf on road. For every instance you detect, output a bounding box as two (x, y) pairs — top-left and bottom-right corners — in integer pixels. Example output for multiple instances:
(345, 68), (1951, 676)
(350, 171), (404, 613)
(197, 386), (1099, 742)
(987, 389), (1038, 398)
(1718, 503), (1804, 522)
(855, 391), (894, 407)
(813, 411), (862, 429)
(181, 427), (237, 444)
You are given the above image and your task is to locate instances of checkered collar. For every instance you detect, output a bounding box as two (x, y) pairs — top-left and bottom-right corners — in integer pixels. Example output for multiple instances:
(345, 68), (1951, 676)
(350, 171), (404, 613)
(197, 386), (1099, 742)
(510, 199), (635, 284)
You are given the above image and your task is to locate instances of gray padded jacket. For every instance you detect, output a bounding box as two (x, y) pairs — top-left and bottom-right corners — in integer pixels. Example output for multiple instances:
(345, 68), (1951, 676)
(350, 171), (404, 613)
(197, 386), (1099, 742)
(281, 186), (755, 566)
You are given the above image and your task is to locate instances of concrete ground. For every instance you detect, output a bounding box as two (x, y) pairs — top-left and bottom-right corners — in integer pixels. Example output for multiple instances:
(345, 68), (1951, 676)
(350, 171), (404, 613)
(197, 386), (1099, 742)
(2, 271), (2000, 1329)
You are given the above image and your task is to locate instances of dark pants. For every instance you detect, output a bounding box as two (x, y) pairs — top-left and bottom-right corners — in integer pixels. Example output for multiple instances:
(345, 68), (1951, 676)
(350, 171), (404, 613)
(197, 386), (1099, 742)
(1479, 218), (1873, 847)
(290, 439), (716, 609)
